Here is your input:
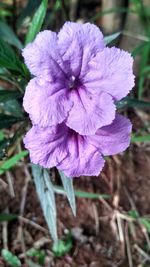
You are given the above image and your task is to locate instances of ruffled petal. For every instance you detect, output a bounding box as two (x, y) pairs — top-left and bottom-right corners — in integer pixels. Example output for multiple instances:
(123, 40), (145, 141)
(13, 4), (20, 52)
(23, 124), (69, 168)
(88, 114), (132, 156)
(22, 30), (67, 80)
(58, 22), (105, 77)
(66, 89), (116, 135)
(83, 47), (135, 100)
(23, 78), (73, 127)
(24, 123), (104, 177)
(57, 133), (104, 177)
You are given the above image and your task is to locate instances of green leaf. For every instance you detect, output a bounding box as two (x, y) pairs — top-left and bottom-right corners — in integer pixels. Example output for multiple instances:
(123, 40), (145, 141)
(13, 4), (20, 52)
(128, 210), (150, 232)
(0, 213), (17, 222)
(104, 32), (121, 45)
(32, 165), (58, 242)
(26, 248), (45, 265)
(59, 171), (76, 216)
(0, 90), (21, 102)
(0, 130), (4, 141)
(131, 134), (150, 143)
(0, 9), (11, 18)
(116, 97), (150, 109)
(138, 43), (150, 99)
(0, 38), (23, 72)
(54, 186), (110, 199)
(0, 114), (24, 129)
(1, 249), (21, 267)
(25, 0), (48, 44)
(128, 210), (139, 219)
(52, 235), (73, 257)
(0, 21), (23, 49)
(141, 65), (150, 76)
(0, 150), (28, 175)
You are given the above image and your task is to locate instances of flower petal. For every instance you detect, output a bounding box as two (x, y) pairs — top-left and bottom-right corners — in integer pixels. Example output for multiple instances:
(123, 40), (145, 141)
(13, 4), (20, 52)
(83, 47), (135, 100)
(23, 78), (73, 127)
(22, 30), (67, 79)
(88, 114), (132, 156)
(24, 123), (105, 177)
(24, 124), (69, 168)
(58, 22), (105, 77)
(66, 90), (116, 135)
(57, 133), (105, 177)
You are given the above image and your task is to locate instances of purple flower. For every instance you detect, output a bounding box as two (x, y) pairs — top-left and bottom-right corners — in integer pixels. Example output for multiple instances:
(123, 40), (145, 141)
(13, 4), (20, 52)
(23, 22), (134, 177)
(23, 22), (134, 135)
(24, 115), (132, 177)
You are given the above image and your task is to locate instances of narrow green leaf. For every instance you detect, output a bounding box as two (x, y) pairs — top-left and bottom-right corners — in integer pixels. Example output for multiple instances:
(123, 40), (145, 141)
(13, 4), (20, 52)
(59, 171), (76, 216)
(0, 90), (21, 102)
(32, 165), (58, 242)
(0, 130), (4, 141)
(141, 65), (150, 76)
(116, 97), (150, 109)
(74, 190), (110, 199)
(1, 249), (21, 267)
(25, 0), (48, 44)
(104, 32), (121, 45)
(0, 20), (23, 49)
(0, 114), (24, 129)
(54, 186), (110, 199)
(131, 134), (150, 143)
(138, 44), (150, 99)
(128, 210), (150, 232)
(0, 213), (17, 222)
(128, 210), (139, 219)
(0, 150), (28, 175)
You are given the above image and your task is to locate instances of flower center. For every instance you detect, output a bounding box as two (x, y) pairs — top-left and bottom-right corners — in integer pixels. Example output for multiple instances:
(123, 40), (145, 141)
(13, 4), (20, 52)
(68, 76), (81, 90)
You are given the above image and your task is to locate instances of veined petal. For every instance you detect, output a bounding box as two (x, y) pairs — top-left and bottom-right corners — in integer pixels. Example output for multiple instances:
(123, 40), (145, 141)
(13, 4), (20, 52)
(22, 30), (67, 80)
(23, 78), (73, 127)
(24, 123), (105, 177)
(88, 114), (132, 156)
(24, 124), (69, 168)
(66, 89), (116, 135)
(57, 133), (105, 177)
(58, 22), (105, 77)
(83, 47), (135, 100)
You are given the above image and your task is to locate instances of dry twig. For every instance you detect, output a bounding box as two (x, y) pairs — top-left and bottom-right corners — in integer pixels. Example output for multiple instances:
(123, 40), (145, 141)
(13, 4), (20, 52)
(125, 223), (133, 267)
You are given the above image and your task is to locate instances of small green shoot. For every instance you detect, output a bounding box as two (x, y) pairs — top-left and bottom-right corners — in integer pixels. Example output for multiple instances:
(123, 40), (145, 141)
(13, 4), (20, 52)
(0, 150), (28, 175)
(26, 248), (46, 265)
(52, 233), (73, 257)
(1, 249), (21, 267)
